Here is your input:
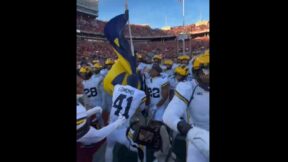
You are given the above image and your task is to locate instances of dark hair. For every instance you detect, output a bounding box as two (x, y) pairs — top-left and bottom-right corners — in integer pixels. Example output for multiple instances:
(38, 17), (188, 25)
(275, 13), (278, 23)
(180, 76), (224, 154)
(176, 74), (187, 82)
(152, 64), (162, 73)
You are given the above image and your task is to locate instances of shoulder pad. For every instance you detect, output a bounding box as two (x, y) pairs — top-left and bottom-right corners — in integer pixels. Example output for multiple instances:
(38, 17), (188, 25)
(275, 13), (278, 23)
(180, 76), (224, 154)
(174, 81), (194, 104)
(159, 76), (169, 87)
(77, 103), (87, 120)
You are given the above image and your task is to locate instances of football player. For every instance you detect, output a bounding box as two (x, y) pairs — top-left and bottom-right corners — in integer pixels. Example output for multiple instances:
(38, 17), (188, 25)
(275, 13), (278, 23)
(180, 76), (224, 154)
(152, 54), (162, 65)
(169, 65), (190, 99)
(180, 55), (194, 81)
(77, 102), (126, 145)
(105, 74), (147, 162)
(162, 59), (174, 79)
(79, 66), (104, 109)
(171, 55), (182, 72)
(145, 64), (170, 121)
(163, 52), (209, 162)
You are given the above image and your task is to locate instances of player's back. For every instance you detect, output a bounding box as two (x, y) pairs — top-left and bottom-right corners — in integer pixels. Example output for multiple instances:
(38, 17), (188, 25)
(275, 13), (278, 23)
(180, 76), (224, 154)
(109, 84), (146, 127)
(82, 74), (104, 108)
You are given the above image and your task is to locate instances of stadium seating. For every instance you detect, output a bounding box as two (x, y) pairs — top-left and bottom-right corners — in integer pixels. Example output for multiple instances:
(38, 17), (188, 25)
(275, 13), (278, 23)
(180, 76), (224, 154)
(77, 13), (209, 37)
(76, 13), (209, 68)
(77, 38), (209, 64)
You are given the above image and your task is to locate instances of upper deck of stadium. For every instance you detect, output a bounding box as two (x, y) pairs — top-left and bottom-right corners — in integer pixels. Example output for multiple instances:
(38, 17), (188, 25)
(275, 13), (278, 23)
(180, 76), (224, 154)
(76, 10), (209, 63)
(76, 12), (209, 40)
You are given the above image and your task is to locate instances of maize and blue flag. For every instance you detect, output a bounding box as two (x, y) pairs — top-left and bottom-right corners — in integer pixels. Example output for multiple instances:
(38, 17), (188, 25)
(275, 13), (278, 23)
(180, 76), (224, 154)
(103, 10), (141, 95)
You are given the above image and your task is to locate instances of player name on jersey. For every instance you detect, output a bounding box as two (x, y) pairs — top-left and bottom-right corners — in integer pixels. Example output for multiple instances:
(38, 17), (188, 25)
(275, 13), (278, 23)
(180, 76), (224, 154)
(118, 87), (135, 95)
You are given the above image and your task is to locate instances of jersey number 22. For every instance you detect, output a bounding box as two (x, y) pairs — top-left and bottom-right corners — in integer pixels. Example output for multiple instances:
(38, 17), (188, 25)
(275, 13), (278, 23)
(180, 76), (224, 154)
(148, 88), (160, 98)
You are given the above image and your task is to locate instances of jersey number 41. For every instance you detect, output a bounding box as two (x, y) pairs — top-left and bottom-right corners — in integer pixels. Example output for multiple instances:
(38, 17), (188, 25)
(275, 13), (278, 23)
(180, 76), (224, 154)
(113, 94), (133, 119)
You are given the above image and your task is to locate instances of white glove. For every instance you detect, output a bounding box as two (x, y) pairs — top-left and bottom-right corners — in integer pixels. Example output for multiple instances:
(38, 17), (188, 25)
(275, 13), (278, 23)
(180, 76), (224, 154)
(86, 106), (102, 117)
(100, 69), (107, 76)
(187, 126), (209, 159)
(114, 114), (127, 128)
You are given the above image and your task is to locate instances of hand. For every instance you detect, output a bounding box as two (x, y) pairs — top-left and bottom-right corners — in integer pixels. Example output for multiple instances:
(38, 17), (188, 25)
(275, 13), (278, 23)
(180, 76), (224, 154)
(114, 114), (127, 128)
(141, 108), (149, 118)
(95, 107), (103, 114)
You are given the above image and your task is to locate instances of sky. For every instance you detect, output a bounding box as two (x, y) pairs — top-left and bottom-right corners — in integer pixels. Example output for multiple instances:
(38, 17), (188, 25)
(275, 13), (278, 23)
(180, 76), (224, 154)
(98, 0), (209, 29)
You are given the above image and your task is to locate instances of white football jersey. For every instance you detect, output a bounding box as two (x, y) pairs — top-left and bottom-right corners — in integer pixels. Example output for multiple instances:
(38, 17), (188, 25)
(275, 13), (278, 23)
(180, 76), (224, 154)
(174, 80), (209, 130)
(162, 68), (175, 89)
(137, 62), (152, 74)
(172, 63), (180, 72)
(160, 64), (166, 71)
(145, 74), (170, 107)
(109, 84), (146, 127)
(82, 74), (104, 108)
(77, 102), (88, 130)
(162, 68), (174, 79)
(169, 76), (179, 90)
(77, 101), (128, 145)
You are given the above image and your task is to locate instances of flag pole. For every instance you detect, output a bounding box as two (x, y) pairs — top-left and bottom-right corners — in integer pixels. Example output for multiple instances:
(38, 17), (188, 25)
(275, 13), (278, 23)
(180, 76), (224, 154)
(125, 0), (135, 57)
(165, 15), (167, 26)
(183, 0), (185, 26)
(182, 0), (185, 55)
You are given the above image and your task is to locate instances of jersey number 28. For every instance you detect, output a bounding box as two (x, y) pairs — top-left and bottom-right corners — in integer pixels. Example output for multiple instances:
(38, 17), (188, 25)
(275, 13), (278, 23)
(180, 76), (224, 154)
(84, 87), (97, 97)
(113, 94), (133, 118)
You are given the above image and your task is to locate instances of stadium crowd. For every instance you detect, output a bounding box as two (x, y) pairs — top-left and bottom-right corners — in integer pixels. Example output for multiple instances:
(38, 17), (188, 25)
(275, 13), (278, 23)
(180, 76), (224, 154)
(77, 14), (170, 37)
(166, 24), (209, 35)
(77, 38), (209, 64)
(77, 13), (209, 66)
(77, 13), (209, 37)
